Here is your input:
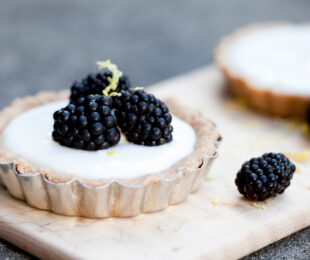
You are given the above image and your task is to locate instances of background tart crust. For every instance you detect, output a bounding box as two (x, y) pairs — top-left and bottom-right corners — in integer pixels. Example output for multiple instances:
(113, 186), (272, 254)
(215, 22), (309, 118)
(0, 91), (220, 187)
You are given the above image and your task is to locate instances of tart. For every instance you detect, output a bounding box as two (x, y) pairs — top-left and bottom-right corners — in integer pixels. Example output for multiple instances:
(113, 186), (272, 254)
(215, 23), (310, 118)
(0, 61), (220, 218)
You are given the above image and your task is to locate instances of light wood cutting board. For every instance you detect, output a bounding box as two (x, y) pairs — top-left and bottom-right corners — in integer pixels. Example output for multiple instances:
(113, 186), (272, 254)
(0, 66), (309, 260)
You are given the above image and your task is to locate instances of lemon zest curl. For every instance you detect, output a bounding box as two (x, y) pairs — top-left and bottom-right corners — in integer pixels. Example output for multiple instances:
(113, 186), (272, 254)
(96, 59), (123, 97)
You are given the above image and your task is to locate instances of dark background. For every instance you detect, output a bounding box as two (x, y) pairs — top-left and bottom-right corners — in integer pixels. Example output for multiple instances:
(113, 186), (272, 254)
(0, 0), (310, 259)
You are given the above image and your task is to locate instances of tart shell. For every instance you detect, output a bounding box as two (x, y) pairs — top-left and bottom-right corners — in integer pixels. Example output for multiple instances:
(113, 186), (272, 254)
(215, 23), (309, 118)
(0, 91), (220, 218)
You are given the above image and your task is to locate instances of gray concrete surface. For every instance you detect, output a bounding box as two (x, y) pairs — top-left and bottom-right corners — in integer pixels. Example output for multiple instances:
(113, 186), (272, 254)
(0, 0), (309, 259)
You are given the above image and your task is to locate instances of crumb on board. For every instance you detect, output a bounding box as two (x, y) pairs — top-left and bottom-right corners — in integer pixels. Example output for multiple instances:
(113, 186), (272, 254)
(252, 202), (266, 211)
(212, 196), (231, 206)
(242, 120), (259, 129)
(282, 119), (310, 137)
(106, 151), (121, 157)
(296, 166), (301, 173)
(250, 135), (276, 148)
(205, 172), (215, 181)
(300, 122), (310, 137)
(157, 224), (163, 231)
(172, 247), (180, 252)
(286, 150), (310, 163)
(284, 119), (303, 131)
(225, 98), (249, 111)
(173, 228), (179, 232)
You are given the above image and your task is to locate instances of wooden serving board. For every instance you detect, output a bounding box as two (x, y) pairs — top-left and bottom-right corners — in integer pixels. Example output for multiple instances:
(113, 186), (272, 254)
(0, 66), (309, 260)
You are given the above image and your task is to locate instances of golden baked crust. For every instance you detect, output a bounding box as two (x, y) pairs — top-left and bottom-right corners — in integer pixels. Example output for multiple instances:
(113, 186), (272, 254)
(0, 91), (220, 187)
(215, 22), (309, 118)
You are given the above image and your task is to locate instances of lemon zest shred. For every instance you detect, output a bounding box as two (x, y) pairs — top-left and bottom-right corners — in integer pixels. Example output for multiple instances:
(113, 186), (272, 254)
(252, 202), (266, 211)
(300, 122), (310, 137)
(96, 59), (123, 96)
(225, 98), (249, 111)
(242, 120), (259, 129)
(157, 224), (163, 231)
(205, 172), (215, 181)
(173, 228), (179, 232)
(285, 119), (303, 131)
(286, 150), (310, 163)
(212, 196), (231, 206)
(134, 87), (144, 90)
(108, 92), (122, 97)
(106, 151), (121, 157)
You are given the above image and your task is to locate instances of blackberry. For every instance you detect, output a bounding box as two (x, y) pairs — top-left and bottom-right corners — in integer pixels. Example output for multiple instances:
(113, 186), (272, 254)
(235, 153), (296, 201)
(70, 71), (130, 104)
(52, 95), (120, 150)
(113, 89), (173, 146)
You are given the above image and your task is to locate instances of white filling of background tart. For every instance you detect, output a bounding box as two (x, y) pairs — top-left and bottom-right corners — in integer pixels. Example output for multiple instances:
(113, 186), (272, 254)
(2, 101), (196, 179)
(226, 25), (310, 95)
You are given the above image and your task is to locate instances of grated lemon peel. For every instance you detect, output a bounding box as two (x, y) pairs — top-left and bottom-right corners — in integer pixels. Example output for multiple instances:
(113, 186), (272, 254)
(285, 119), (303, 131)
(252, 202), (266, 211)
(205, 172), (215, 181)
(106, 151), (121, 157)
(212, 196), (231, 206)
(300, 122), (310, 137)
(96, 60), (123, 97)
(242, 120), (259, 129)
(283, 119), (310, 137)
(96, 61), (146, 97)
(157, 224), (163, 231)
(225, 98), (249, 111)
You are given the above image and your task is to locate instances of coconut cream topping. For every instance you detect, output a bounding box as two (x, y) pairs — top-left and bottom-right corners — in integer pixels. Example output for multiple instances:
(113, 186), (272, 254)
(2, 101), (196, 179)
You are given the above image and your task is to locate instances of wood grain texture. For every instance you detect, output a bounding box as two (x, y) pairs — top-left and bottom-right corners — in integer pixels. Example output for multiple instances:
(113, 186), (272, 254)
(0, 66), (309, 260)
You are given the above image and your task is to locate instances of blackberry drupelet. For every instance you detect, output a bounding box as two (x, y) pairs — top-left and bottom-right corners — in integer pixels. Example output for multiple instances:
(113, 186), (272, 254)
(113, 89), (173, 146)
(52, 95), (120, 150)
(235, 153), (296, 201)
(70, 71), (131, 104)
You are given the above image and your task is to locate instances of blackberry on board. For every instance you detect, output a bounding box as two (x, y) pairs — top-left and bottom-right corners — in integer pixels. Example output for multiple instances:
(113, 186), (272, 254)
(52, 94), (120, 150)
(235, 153), (296, 201)
(113, 89), (173, 146)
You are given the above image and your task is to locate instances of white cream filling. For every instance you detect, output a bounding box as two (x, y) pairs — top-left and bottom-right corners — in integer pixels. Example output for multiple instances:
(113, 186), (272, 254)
(226, 25), (310, 96)
(2, 101), (196, 179)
